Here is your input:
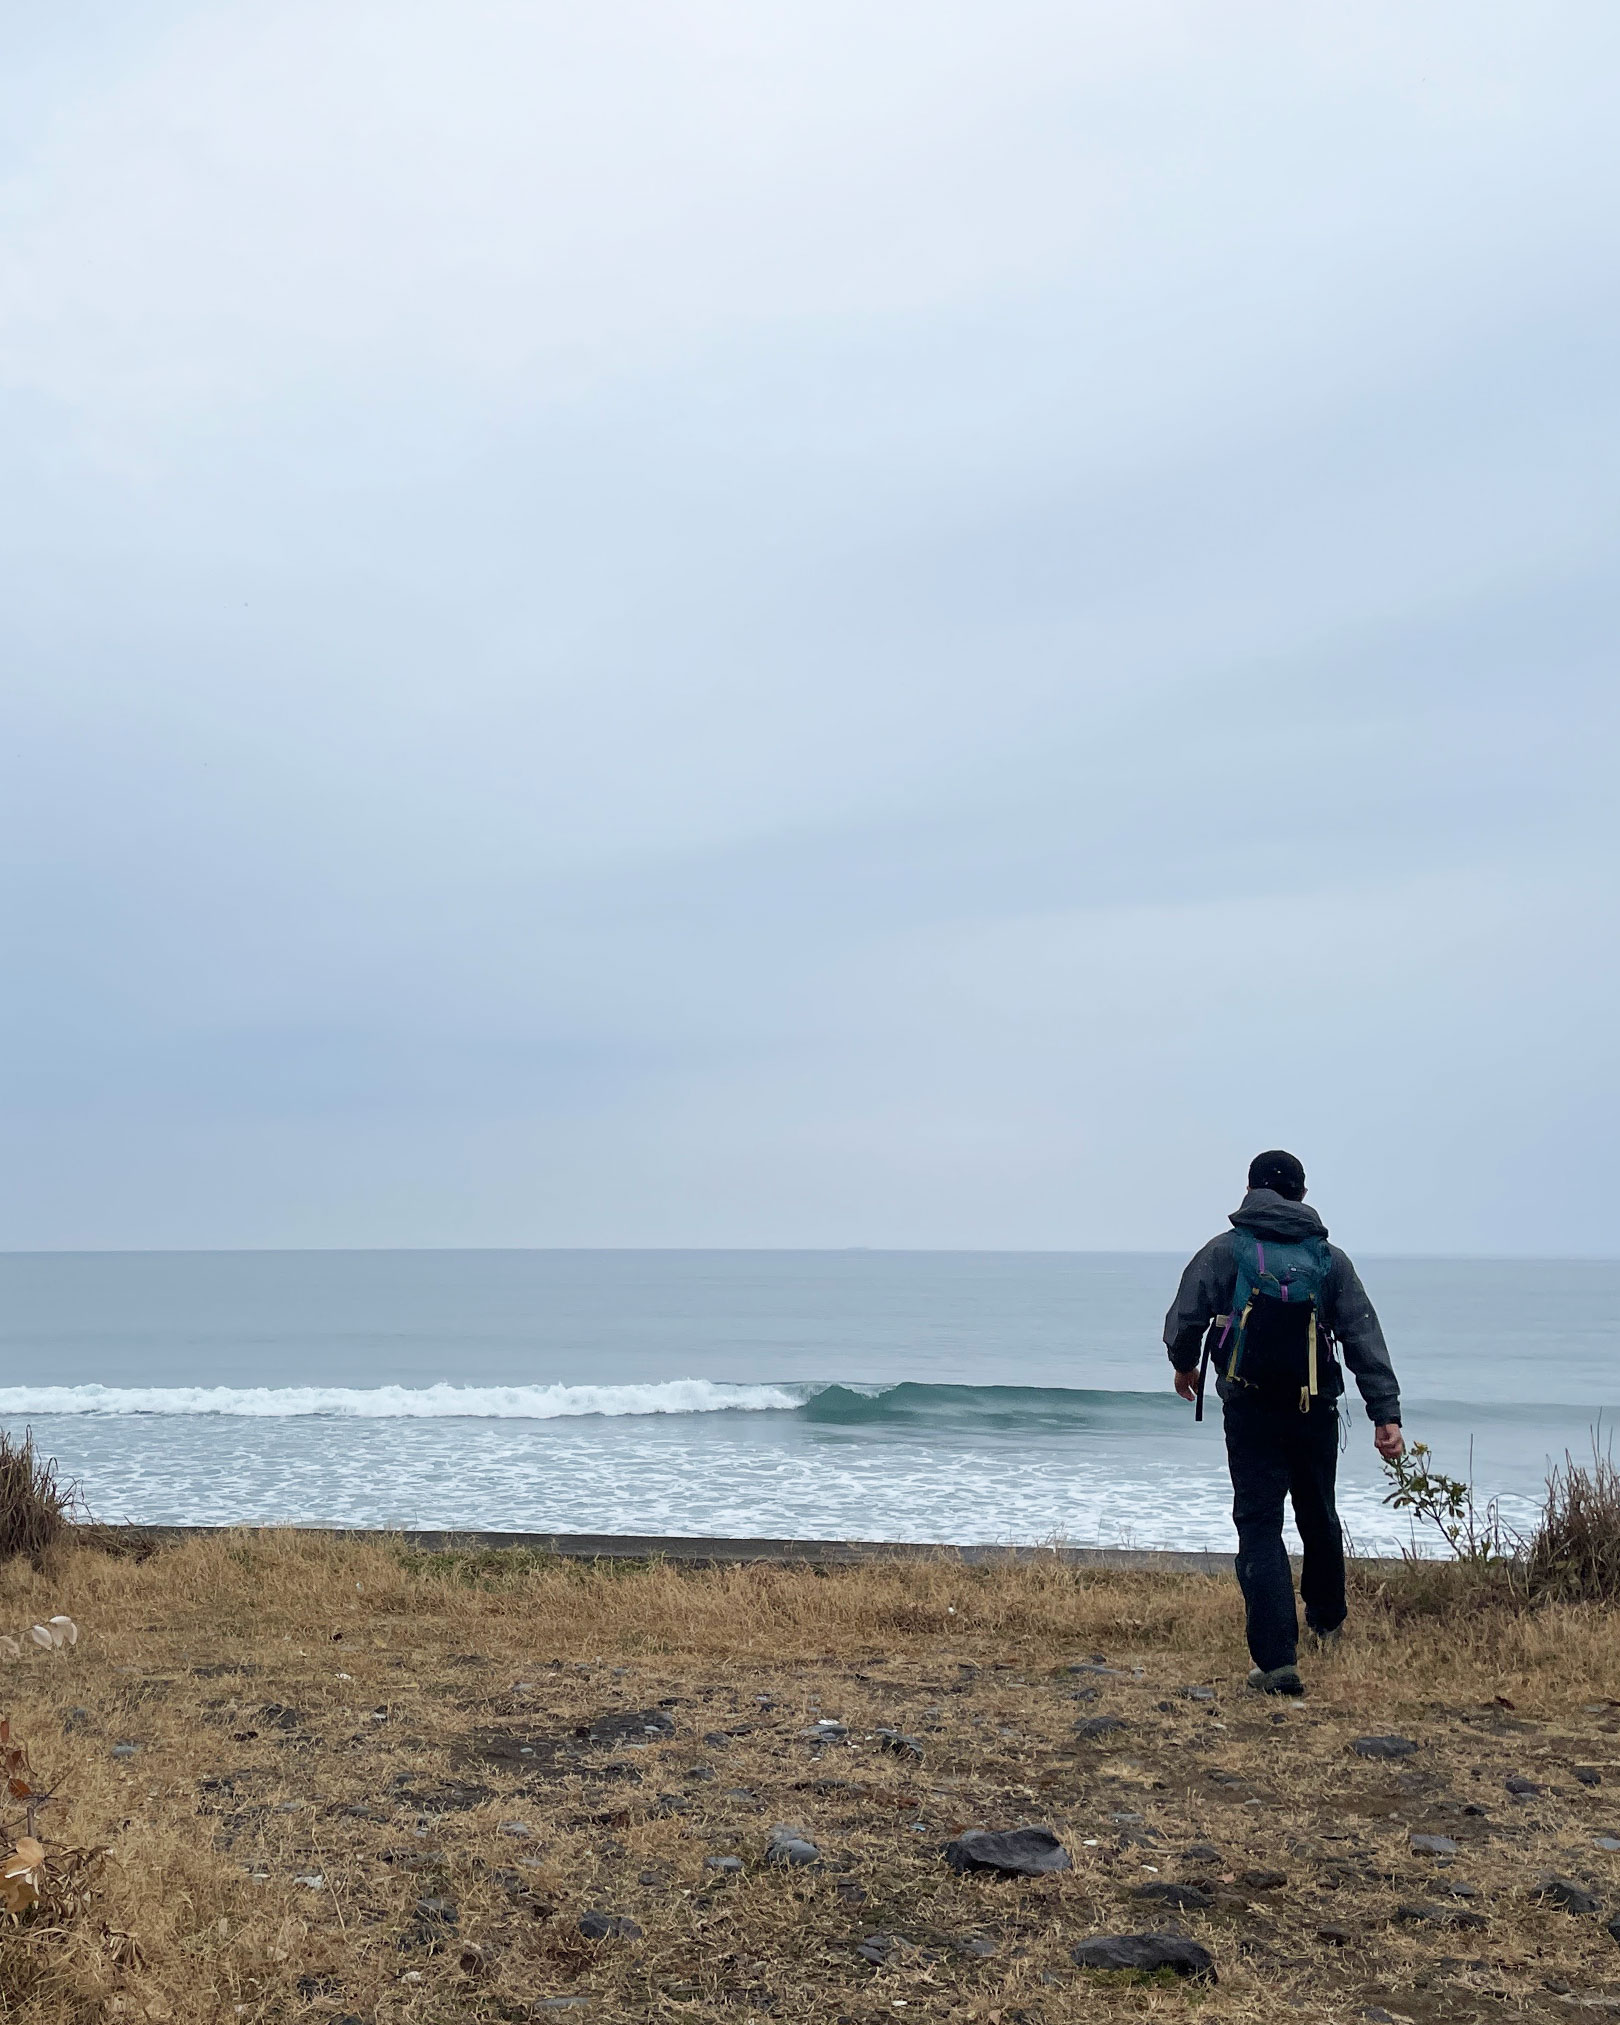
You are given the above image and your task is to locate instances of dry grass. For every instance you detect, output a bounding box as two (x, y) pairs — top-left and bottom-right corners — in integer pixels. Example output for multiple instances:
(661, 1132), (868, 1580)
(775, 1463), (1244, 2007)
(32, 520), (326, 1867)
(1, 1535), (1618, 2025)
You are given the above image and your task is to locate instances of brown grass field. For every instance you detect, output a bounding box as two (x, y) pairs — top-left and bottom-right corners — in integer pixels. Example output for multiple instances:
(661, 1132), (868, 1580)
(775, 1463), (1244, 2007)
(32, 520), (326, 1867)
(2, 1534), (1619, 2025)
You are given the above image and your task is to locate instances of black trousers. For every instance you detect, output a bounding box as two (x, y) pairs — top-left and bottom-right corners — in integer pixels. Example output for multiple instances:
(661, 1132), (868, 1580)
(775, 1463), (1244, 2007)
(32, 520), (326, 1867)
(1221, 1389), (1346, 1671)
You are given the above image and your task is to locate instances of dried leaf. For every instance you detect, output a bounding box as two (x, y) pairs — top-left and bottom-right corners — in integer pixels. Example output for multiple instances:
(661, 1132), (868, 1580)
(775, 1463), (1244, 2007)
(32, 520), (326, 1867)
(0, 1869), (37, 1914)
(28, 1626), (52, 1650)
(8, 1777), (32, 1799)
(0, 1837), (43, 1915)
(100, 1924), (145, 1970)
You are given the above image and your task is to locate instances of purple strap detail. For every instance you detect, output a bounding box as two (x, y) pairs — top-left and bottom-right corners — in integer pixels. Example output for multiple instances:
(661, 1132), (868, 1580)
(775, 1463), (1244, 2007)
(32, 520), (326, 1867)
(1216, 1316), (1232, 1349)
(1256, 1242), (1266, 1274)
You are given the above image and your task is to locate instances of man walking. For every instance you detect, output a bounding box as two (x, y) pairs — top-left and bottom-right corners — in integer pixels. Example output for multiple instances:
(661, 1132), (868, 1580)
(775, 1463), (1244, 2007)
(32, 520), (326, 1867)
(1165, 1151), (1404, 1695)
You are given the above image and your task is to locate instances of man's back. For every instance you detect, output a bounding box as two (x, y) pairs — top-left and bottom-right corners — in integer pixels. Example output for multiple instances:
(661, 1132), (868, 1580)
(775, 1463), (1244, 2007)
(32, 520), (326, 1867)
(1164, 1185), (1400, 1425)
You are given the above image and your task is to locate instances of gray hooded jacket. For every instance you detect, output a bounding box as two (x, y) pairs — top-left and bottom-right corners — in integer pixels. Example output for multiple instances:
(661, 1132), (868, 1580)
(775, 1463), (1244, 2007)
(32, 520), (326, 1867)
(1163, 1189), (1401, 1424)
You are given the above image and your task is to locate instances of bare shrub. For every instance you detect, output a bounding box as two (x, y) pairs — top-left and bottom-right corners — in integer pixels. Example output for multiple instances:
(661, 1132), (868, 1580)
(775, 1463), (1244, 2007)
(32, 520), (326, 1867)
(1525, 1446), (1620, 1604)
(0, 1430), (74, 1570)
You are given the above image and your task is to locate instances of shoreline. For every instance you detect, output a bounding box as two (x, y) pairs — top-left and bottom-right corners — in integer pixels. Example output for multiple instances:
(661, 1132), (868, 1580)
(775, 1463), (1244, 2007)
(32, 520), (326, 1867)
(100, 1523), (1375, 1574)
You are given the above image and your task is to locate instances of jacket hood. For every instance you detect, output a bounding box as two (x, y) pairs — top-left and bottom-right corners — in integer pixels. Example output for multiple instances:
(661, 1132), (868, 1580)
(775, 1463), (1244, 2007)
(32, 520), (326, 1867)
(1229, 1188), (1329, 1243)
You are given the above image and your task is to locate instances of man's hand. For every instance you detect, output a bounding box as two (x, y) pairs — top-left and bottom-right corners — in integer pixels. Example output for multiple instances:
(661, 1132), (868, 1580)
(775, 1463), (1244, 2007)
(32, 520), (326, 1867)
(1174, 1368), (1199, 1403)
(1374, 1422), (1405, 1461)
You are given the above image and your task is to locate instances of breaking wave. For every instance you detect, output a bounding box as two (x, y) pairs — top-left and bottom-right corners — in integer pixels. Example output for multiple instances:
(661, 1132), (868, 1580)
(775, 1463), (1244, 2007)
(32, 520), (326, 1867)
(0, 1379), (813, 1420)
(0, 1378), (1491, 1428)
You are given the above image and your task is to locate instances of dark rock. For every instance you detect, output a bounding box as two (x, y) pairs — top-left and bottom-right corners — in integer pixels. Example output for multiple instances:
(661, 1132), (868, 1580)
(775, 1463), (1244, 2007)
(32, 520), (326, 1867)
(1607, 1914), (1620, 1948)
(800, 1719), (848, 1743)
(414, 1897), (459, 1928)
(458, 1942), (495, 1976)
(837, 1882), (867, 1907)
(704, 1856), (742, 1873)
(1240, 1869), (1287, 1890)
(943, 1828), (1071, 1878)
(1575, 1766), (1603, 1787)
(1362, 2010), (1398, 2023)
(1075, 1716), (1127, 1739)
(1396, 1901), (1488, 1930)
(1410, 1834), (1458, 1857)
(874, 1729), (924, 1759)
(702, 1731), (732, 1749)
(1134, 1880), (1213, 1911)
(110, 1742), (140, 1760)
(1072, 1933), (1216, 1980)
(1316, 1924), (1352, 1946)
(765, 1826), (819, 1867)
(1352, 1735), (1418, 1760)
(1533, 1875), (1601, 1915)
(578, 1911), (642, 1941)
(1506, 1774), (1543, 1797)
(1595, 1836), (1620, 1853)
(1184, 1843), (1222, 1864)
(955, 1934), (996, 1958)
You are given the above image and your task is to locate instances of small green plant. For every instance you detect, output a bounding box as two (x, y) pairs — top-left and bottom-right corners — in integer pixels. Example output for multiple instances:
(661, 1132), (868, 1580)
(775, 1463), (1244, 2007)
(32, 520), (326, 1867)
(1382, 1441), (1517, 1565)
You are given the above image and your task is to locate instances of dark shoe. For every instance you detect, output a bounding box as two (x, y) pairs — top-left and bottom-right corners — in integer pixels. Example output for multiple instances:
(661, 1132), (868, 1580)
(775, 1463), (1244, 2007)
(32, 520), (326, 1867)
(1306, 1625), (1343, 1655)
(1247, 1664), (1305, 1697)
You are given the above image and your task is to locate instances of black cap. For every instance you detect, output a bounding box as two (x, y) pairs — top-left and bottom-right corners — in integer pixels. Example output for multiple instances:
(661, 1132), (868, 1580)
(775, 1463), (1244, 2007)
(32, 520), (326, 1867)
(1248, 1149), (1306, 1200)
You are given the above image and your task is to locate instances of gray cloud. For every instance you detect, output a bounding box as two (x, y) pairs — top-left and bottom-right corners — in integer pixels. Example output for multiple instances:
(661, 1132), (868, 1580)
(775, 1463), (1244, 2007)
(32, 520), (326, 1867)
(2, 1), (1617, 1252)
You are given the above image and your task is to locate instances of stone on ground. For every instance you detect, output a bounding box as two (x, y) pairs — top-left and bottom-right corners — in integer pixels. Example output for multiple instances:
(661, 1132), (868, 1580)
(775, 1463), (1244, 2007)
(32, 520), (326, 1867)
(1072, 1933), (1217, 1980)
(943, 1827), (1072, 1877)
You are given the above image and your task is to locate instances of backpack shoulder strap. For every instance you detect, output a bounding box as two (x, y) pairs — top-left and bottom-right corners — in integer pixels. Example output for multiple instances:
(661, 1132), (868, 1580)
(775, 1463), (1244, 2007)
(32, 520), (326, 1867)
(1222, 1231), (1261, 1379)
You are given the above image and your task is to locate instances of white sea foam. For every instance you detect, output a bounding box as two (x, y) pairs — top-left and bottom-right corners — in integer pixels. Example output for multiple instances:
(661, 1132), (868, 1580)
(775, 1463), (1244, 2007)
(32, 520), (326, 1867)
(0, 1379), (812, 1420)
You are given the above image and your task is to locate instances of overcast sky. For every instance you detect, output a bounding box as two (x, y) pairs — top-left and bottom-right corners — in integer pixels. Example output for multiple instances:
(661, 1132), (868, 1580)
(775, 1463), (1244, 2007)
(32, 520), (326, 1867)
(3, 2), (1617, 1254)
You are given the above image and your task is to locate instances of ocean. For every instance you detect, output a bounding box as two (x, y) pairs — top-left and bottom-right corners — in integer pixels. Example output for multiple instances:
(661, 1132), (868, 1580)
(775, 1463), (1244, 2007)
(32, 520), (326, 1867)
(0, 1249), (1611, 1553)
